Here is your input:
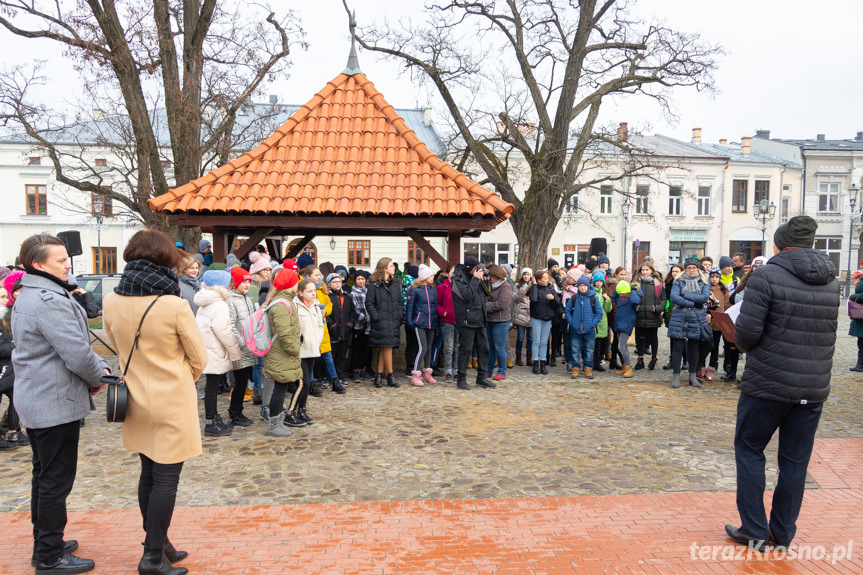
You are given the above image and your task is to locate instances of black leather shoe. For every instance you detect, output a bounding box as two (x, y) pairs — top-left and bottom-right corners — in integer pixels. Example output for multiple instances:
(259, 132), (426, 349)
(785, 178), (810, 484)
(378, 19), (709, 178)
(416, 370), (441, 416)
(540, 361), (548, 375)
(283, 411), (307, 427)
(373, 373), (383, 388)
(164, 540), (188, 563)
(309, 381), (323, 397)
(35, 552), (95, 574)
(724, 524), (769, 551)
(476, 376), (496, 389)
(332, 379), (347, 394)
(298, 407), (315, 425)
(32, 540), (79, 567)
(386, 373), (400, 388)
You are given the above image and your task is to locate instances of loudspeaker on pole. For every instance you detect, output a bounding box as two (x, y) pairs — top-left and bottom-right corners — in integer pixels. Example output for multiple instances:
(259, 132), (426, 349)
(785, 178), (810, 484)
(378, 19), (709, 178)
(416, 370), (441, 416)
(589, 237), (607, 258)
(57, 231), (83, 257)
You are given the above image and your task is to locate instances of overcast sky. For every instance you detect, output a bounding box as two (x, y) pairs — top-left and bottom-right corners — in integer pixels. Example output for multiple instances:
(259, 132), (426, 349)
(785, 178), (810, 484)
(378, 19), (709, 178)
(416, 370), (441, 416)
(5, 0), (862, 144)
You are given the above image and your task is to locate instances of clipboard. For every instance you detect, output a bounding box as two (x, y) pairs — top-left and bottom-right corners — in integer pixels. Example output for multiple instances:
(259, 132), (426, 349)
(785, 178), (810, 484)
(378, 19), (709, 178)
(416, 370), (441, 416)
(710, 310), (736, 343)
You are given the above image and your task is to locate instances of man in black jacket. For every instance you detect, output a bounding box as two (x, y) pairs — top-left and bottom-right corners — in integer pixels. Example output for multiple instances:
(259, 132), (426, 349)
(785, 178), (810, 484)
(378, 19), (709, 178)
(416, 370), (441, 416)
(452, 256), (494, 390)
(725, 215), (839, 551)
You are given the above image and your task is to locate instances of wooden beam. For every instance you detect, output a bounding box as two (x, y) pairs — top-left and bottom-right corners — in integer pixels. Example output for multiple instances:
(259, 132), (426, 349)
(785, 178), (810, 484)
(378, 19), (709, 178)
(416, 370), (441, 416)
(233, 228), (274, 260)
(167, 214), (500, 232)
(405, 230), (448, 270)
(265, 238), (281, 260)
(212, 231), (227, 263)
(447, 230), (462, 268)
(286, 234), (316, 258)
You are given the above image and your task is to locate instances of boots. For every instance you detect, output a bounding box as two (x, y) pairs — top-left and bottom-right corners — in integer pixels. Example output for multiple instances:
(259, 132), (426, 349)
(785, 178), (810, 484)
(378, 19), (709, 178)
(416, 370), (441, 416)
(570, 366), (579, 378)
(266, 416), (294, 437)
(138, 547), (188, 575)
(163, 541), (187, 564)
(283, 411), (307, 427)
(421, 368), (437, 384)
(689, 373), (702, 388)
(456, 373), (471, 390)
(309, 381), (323, 397)
(532, 361), (540, 375)
(615, 365), (626, 375)
(634, 357), (645, 370)
(331, 379), (347, 394)
(228, 409), (253, 427)
(374, 373), (383, 388)
(298, 407), (314, 425)
(252, 388), (262, 405)
(851, 363), (863, 372)
(592, 358), (606, 372)
(622, 365), (633, 378)
(662, 359), (673, 370)
(410, 370), (424, 386)
(720, 369), (737, 382)
(507, 356), (514, 369)
(540, 361), (548, 375)
(671, 373), (681, 388)
(203, 416), (231, 437)
(386, 373), (400, 388)
(548, 355), (557, 367)
(584, 367), (593, 379)
(648, 358), (657, 370)
(515, 351), (524, 366)
(476, 372), (496, 388)
(609, 358), (621, 371)
(469, 356), (477, 369)
(526, 351), (533, 366)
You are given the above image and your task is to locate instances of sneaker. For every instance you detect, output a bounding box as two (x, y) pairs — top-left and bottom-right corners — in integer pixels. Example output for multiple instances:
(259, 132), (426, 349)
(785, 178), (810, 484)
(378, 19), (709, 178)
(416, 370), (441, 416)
(309, 382), (323, 397)
(298, 408), (315, 425)
(432, 368), (444, 377)
(492, 374), (506, 381)
(7, 430), (29, 446)
(445, 373), (453, 381)
(214, 413), (233, 429)
(352, 370), (362, 382)
(332, 379), (347, 394)
(648, 358), (657, 370)
(229, 411), (253, 427)
(204, 419), (232, 437)
(0, 437), (19, 451)
(283, 411), (307, 427)
(320, 379), (331, 390)
(260, 406), (270, 421)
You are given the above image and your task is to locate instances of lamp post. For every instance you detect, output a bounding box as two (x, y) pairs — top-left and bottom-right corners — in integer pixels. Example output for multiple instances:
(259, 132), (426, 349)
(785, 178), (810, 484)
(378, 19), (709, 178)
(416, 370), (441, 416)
(845, 183), (860, 298)
(753, 199), (777, 257)
(622, 196), (631, 270)
(93, 196), (103, 274)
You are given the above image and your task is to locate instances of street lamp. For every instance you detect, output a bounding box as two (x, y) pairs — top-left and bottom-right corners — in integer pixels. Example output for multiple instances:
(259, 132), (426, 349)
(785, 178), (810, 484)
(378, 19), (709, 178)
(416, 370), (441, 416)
(93, 196), (103, 274)
(845, 183), (861, 298)
(622, 196), (631, 270)
(753, 199), (777, 257)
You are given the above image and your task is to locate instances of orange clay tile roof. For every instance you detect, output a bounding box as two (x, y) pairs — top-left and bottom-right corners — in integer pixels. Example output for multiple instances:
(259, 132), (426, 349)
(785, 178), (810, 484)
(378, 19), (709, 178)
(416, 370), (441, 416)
(148, 73), (513, 221)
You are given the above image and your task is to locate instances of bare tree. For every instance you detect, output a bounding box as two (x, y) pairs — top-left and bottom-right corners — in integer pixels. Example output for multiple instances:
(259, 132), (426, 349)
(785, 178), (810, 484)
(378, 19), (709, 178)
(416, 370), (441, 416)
(0, 0), (304, 247)
(352, 0), (721, 268)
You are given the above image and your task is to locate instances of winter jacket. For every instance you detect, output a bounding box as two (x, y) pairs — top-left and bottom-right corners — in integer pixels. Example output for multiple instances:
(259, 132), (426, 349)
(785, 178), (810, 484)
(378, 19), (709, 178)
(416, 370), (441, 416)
(666, 278), (710, 340)
(227, 290), (257, 370)
(736, 249), (839, 404)
(103, 292), (207, 464)
(486, 279), (513, 323)
(194, 286), (243, 375)
(611, 290), (642, 334)
(406, 283), (439, 330)
(529, 283), (561, 321)
(316, 285), (333, 354)
(436, 279), (456, 325)
(350, 285), (370, 334)
(707, 284), (732, 331)
(565, 287), (604, 335)
(0, 317), (14, 393)
(296, 297), (325, 359)
(634, 276), (666, 329)
(662, 282), (675, 327)
(366, 278), (403, 347)
(850, 279), (863, 338)
(327, 288), (353, 343)
(11, 273), (109, 429)
(451, 264), (491, 328)
(72, 289), (100, 318)
(179, 277), (200, 315)
(595, 295), (612, 339)
(262, 291), (302, 383)
(512, 282), (532, 328)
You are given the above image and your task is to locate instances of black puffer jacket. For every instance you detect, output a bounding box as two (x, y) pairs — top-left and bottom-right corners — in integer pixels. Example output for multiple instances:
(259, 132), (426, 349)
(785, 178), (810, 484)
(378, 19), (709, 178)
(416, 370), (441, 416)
(0, 317), (14, 393)
(365, 279), (403, 348)
(634, 276), (666, 328)
(736, 248), (839, 404)
(327, 288), (353, 344)
(451, 264), (490, 328)
(529, 283), (562, 321)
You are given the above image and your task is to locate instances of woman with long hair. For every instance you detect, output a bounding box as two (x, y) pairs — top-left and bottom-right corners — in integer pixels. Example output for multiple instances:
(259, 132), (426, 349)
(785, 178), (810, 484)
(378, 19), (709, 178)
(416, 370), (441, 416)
(176, 255), (201, 315)
(513, 268), (534, 366)
(662, 263), (684, 370)
(667, 258), (711, 389)
(529, 269), (560, 375)
(633, 262), (666, 370)
(436, 265), (457, 380)
(0, 285), (26, 451)
(405, 264), (439, 385)
(365, 258), (403, 388)
(103, 229), (207, 574)
(702, 267), (731, 381)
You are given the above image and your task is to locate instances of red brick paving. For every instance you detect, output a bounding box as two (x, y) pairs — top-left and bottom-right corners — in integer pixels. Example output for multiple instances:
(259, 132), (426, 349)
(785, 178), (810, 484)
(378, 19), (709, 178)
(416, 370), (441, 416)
(1, 438), (861, 574)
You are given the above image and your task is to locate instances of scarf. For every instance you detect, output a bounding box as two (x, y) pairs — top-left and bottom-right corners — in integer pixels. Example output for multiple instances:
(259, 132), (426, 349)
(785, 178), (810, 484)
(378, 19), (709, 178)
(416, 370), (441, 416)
(23, 265), (77, 292)
(179, 274), (201, 291)
(681, 272), (701, 294)
(115, 259), (181, 297)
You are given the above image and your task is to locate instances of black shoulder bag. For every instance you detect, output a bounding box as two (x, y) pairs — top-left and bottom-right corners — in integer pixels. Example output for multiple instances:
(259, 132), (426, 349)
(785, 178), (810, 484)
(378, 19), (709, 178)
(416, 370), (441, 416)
(104, 295), (162, 423)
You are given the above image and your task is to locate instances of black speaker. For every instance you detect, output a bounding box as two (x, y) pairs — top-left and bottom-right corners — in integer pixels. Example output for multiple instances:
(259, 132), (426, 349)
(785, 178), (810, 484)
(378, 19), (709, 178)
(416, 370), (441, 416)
(58, 231), (83, 257)
(589, 237), (607, 258)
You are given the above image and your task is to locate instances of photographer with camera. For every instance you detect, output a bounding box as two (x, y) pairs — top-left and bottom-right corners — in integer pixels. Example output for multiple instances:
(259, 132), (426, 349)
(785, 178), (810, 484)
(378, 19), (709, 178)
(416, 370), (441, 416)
(452, 256), (494, 390)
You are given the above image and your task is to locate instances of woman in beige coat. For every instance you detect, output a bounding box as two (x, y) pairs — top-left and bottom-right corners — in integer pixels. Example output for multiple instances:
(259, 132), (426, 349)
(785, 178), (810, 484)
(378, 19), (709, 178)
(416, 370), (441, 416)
(103, 229), (207, 575)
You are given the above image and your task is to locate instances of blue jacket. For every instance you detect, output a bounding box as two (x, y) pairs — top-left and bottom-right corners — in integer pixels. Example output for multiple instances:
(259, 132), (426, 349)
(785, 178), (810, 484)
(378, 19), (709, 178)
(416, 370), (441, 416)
(667, 278), (711, 340)
(405, 283), (439, 330)
(564, 287), (604, 335)
(611, 289), (642, 334)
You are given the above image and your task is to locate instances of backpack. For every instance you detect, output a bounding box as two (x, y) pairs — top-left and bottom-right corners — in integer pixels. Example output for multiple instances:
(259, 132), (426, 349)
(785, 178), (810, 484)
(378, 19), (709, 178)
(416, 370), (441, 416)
(242, 298), (294, 357)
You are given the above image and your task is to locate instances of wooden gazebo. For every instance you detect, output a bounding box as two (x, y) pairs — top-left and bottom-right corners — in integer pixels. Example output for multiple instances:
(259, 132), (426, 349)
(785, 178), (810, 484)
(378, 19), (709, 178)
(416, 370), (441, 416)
(148, 63), (513, 268)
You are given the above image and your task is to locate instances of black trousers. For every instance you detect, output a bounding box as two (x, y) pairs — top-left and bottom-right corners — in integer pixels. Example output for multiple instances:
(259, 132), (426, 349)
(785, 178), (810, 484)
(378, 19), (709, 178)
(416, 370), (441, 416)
(331, 340), (349, 379)
(204, 373), (223, 419)
(703, 330), (723, 369)
(670, 338), (701, 374)
(1, 385), (20, 432)
(229, 366), (253, 413)
(350, 331), (371, 372)
(635, 326), (659, 359)
(28, 420), (80, 564)
(550, 323), (563, 357)
(734, 393), (823, 545)
(456, 326), (489, 376)
(858, 338), (863, 365)
(404, 325), (418, 372)
(610, 330), (623, 365)
(138, 454), (184, 550)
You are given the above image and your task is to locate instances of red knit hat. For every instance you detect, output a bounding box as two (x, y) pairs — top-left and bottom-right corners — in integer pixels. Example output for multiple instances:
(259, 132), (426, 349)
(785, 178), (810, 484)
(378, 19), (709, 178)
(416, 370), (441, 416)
(273, 269), (299, 290)
(230, 266), (251, 288)
(282, 258), (299, 272)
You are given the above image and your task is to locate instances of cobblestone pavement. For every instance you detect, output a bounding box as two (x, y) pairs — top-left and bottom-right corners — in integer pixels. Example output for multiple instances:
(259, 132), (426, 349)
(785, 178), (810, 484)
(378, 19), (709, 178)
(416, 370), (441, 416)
(1, 317), (861, 513)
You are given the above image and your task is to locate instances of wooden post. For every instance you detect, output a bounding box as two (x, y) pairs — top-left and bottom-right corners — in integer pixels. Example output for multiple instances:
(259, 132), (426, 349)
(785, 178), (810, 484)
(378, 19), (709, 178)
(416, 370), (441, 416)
(405, 230), (448, 270)
(212, 231), (227, 263)
(233, 228), (275, 260)
(447, 230), (461, 267)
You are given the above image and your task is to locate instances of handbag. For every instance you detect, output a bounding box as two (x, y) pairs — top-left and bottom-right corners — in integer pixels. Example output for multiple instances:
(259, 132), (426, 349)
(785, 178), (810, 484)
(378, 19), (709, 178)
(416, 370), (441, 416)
(849, 299), (863, 321)
(699, 313), (713, 342)
(106, 295), (162, 423)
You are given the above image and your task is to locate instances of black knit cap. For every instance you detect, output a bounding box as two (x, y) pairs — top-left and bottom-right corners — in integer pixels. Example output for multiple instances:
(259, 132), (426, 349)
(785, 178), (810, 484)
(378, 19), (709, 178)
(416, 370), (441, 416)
(464, 255), (480, 270)
(774, 215), (818, 250)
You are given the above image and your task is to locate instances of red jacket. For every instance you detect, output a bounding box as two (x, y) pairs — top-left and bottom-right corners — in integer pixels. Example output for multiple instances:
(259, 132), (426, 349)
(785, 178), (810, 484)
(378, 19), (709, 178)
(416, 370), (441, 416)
(436, 279), (456, 325)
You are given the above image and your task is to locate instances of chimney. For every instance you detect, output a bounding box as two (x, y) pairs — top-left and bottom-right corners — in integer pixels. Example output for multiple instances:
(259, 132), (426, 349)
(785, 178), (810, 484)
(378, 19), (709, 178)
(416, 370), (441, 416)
(691, 127), (702, 143)
(719, 138), (728, 146)
(269, 94), (278, 104)
(741, 136), (751, 154)
(617, 122), (628, 142)
(856, 131), (863, 142)
(423, 107), (432, 127)
(755, 129), (770, 139)
(817, 134), (825, 141)
(93, 109), (105, 121)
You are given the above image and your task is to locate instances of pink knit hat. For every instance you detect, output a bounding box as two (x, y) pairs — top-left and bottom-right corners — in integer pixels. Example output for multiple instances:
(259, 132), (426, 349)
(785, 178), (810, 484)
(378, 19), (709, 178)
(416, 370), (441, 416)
(249, 252), (273, 275)
(417, 264), (434, 281)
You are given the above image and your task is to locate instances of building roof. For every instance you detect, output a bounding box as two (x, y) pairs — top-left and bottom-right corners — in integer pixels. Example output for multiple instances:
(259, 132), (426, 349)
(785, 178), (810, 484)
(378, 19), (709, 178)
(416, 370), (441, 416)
(148, 72), (512, 221)
(627, 134), (727, 159)
(699, 142), (801, 167)
(768, 137), (863, 153)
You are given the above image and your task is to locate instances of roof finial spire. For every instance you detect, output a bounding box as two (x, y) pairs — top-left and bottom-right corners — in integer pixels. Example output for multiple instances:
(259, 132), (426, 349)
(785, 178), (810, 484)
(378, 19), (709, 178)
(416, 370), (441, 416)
(344, 9), (362, 75)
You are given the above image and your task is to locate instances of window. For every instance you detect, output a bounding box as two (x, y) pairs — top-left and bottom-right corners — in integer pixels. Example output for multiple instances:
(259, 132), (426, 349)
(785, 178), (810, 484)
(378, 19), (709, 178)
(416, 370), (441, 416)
(818, 182), (840, 213)
(729, 240), (762, 262)
(563, 244), (590, 268)
(25, 184), (47, 215)
(161, 160), (173, 169)
(697, 184), (711, 216)
(813, 237), (841, 275)
(564, 192), (579, 216)
(732, 180), (748, 212)
(95, 158), (107, 167)
(347, 240), (370, 267)
(287, 239), (317, 266)
(631, 241), (651, 276)
(406, 240), (429, 266)
(781, 197), (790, 223)
(635, 184), (649, 214)
(600, 185), (613, 214)
(93, 247), (117, 274)
(754, 180), (770, 205)
(463, 243), (510, 266)
(668, 184), (682, 216)
(668, 241), (705, 263)
(28, 157), (41, 165)
(91, 192), (113, 216)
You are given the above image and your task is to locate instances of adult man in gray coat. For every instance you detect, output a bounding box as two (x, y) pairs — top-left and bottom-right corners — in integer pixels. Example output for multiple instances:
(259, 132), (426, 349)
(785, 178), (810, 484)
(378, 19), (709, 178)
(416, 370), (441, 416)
(12, 233), (110, 574)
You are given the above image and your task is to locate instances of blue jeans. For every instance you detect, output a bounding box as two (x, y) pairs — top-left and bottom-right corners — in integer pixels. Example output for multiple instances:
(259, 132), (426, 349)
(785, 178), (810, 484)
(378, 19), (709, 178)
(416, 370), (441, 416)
(252, 356), (264, 390)
(430, 329), (443, 368)
(530, 319), (552, 360)
(570, 331), (595, 369)
(486, 321), (510, 376)
(515, 325), (532, 353)
(321, 351), (338, 380)
(563, 323), (574, 367)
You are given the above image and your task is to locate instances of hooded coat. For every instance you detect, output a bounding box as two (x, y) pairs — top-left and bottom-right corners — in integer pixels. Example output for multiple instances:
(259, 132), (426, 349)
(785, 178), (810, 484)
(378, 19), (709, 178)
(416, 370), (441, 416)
(666, 278), (711, 340)
(296, 296), (325, 359)
(736, 249), (839, 404)
(262, 291), (302, 382)
(316, 285), (333, 353)
(512, 281), (533, 328)
(451, 264), (491, 328)
(485, 278), (513, 323)
(611, 289), (642, 334)
(634, 275), (667, 329)
(406, 282), (439, 330)
(365, 277), (403, 347)
(327, 287), (353, 343)
(565, 285), (604, 335)
(194, 286), (243, 374)
(227, 290), (257, 370)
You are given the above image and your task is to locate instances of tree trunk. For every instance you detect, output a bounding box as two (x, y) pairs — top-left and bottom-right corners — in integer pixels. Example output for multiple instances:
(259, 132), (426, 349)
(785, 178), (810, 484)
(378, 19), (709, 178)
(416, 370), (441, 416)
(510, 179), (560, 271)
